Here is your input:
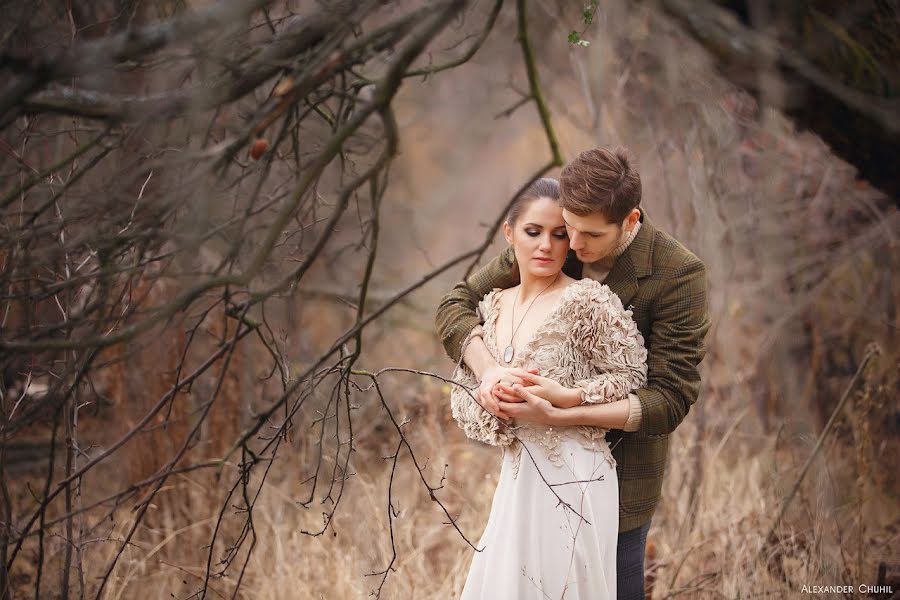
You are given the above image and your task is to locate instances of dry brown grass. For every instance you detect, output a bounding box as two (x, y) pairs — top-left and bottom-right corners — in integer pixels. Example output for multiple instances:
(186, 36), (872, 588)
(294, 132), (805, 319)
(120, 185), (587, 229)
(46, 365), (895, 600)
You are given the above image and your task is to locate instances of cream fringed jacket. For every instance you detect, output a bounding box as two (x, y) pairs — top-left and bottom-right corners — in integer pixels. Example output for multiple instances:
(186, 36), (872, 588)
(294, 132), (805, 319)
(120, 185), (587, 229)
(450, 279), (648, 450)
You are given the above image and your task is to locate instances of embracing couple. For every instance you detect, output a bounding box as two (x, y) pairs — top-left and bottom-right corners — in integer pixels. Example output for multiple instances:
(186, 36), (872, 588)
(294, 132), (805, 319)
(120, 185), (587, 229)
(435, 147), (710, 599)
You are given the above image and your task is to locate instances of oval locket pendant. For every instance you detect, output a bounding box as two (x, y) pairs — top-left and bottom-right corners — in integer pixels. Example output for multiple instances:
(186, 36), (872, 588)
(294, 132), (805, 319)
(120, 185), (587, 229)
(503, 345), (514, 364)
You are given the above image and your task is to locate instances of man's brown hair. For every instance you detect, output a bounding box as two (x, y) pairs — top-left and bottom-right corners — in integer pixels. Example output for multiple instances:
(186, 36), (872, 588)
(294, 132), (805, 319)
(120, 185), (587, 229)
(559, 147), (642, 223)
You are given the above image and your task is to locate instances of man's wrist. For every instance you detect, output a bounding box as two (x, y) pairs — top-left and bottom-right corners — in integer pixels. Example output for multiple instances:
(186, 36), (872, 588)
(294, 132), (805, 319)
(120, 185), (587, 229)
(621, 393), (643, 432)
(474, 358), (500, 381)
(550, 404), (578, 427)
(549, 400), (630, 429)
(461, 330), (496, 380)
(545, 406), (565, 427)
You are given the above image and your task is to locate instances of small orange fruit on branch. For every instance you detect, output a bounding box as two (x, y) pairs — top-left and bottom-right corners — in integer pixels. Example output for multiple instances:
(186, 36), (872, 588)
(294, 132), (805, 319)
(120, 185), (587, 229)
(249, 138), (269, 160)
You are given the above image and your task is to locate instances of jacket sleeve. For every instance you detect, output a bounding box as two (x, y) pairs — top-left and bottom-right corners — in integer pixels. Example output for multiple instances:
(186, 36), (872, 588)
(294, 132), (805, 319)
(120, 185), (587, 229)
(435, 246), (520, 362)
(571, 281), (648, 404)
(635, 255), (710, 435)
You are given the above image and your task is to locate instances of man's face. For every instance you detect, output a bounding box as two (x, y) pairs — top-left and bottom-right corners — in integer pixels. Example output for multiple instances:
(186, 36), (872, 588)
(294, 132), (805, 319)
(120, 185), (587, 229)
(562, 208), (636, 263)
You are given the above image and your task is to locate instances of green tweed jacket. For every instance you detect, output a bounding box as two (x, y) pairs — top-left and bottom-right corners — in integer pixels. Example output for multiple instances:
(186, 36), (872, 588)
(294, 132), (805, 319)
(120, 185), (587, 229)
(435, 212), (710, 532)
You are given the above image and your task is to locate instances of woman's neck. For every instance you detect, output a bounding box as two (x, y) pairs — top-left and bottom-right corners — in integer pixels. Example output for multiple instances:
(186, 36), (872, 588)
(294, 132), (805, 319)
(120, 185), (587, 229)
(517, 272), (561, 303)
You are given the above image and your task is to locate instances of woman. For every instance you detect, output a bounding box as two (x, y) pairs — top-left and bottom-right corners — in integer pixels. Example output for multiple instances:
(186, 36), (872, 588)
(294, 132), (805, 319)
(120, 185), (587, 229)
(451, 177), (647, 599)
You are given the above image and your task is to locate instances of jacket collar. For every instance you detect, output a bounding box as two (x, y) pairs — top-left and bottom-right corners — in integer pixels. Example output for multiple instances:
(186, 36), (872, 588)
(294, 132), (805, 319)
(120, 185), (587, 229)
(603, 210), (655, 307)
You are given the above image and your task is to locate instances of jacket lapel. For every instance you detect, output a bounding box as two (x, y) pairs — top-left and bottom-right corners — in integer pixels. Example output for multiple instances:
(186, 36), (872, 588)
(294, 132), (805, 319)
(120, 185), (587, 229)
(605, 212), (655, 308)
(605, 254), (639, 308)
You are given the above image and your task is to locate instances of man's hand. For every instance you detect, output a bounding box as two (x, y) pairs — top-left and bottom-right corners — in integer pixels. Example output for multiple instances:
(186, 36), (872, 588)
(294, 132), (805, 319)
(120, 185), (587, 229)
(497, 384), (559, 425)
(477, 365), (526, 419)
(461, 337), (524, 419)
(492, 369), (582, 409)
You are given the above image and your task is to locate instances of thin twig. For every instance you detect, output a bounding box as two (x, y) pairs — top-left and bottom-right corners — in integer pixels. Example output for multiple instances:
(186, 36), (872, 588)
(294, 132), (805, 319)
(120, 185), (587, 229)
(761, 343), (880, 556)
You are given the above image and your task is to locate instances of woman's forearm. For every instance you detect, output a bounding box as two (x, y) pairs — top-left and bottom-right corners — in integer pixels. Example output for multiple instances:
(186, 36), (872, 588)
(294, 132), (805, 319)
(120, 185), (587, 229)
(552, 398), (631, 429)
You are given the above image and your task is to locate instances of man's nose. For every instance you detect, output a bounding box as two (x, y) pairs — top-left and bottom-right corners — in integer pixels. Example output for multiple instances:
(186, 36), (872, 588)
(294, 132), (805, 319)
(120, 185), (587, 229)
(569, 232), (584, 250)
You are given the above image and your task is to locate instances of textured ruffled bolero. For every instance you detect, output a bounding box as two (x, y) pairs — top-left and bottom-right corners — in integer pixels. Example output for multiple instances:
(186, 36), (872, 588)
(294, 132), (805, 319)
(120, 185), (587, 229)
(450, 279), (648, 447)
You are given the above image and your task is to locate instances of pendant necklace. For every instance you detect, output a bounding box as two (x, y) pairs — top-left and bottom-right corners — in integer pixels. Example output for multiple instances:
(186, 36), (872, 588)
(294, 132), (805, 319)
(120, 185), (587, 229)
(503, 273), (560, 364)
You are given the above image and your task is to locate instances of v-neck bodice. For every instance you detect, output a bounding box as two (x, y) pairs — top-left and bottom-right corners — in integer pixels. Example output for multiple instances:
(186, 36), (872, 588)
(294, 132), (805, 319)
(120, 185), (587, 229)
(482, 285), (572, 370)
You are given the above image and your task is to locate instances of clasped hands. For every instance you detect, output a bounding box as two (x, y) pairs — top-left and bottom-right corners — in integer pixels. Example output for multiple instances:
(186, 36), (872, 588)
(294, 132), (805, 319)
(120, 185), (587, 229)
(475, 366), (582, 424)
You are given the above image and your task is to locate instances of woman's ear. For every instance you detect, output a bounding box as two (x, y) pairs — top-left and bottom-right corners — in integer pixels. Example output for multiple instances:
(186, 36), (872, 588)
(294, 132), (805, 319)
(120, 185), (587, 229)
(503, 221), (513, 245)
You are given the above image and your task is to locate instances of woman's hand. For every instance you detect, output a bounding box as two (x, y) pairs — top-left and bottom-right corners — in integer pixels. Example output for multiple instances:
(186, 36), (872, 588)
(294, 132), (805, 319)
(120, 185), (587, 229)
(492, 369), (582, 409)
(477, 365), (527, 419)
(496, 384), (560, 425)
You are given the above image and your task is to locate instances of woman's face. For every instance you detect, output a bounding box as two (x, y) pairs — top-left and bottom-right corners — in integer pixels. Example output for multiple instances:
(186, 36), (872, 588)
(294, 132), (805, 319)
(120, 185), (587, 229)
(503, 197), (569, 279)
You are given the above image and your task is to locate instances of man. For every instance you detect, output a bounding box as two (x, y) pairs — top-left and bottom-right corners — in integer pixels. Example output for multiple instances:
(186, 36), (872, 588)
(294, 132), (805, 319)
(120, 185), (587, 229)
(435, 147), (710, 599)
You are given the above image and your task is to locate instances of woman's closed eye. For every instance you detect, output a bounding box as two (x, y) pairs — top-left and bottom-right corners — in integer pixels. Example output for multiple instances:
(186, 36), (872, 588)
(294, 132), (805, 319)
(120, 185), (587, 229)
(525, 228), (567, 239)
(524, 228), (557, 238)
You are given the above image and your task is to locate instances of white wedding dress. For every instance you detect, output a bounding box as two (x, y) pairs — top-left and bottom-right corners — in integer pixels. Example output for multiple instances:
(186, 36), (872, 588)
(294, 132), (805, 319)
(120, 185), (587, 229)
(451, 279), (648, 600)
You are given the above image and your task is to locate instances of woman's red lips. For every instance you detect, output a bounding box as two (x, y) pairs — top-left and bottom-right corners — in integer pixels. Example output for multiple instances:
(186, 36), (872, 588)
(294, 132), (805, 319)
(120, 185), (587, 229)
(533, 257), (553, 263)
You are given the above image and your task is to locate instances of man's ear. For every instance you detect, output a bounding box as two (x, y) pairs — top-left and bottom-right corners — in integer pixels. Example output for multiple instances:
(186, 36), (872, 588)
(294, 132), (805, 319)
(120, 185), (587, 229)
(503, 221), (513, 245)
(625, 208), (640, 230)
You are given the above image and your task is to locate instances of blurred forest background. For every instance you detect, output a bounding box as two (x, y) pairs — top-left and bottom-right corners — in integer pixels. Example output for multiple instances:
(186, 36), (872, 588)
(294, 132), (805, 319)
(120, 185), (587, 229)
(0, 0), (897, 598)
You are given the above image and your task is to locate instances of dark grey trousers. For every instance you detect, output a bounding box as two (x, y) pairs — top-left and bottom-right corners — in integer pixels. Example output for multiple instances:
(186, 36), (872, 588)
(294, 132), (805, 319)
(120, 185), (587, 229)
(617, 521), (652, 600)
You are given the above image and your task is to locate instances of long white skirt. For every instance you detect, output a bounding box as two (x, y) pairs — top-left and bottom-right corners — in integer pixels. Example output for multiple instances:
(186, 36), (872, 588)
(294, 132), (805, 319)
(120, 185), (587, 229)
(461, 436), (618, 600)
